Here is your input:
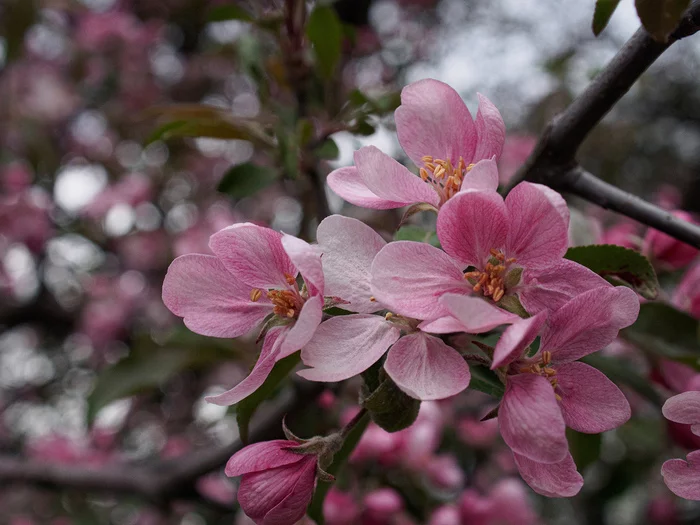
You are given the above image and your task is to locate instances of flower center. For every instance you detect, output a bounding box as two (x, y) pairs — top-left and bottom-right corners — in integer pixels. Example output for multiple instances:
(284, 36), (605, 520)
(249, 273), (303, 319)
(518, 351), (561, 400)
(463, 249), (516, 302)
(420, 156), (475, 202)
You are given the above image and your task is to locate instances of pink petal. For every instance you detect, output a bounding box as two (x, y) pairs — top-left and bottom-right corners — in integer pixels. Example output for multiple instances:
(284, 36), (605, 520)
(556, 361), (631, 433)
(658, 359), (698, 393)
(417, 315), (467, 334)
(459, 158), (499, 193)
(492, 312), (547, 369)
(517, 259), (611, 314)
(513, 452), (583, 498)
(205, 326), (286, 406)
(472, 93), (506, 163)
(499, 373), (568, 463)
(489, 479), (538, 525)
(540, 286), (640, 363)
(354, 146), (440, 208)
(225, 440), (303, 477)
(662, 450), (700, 501)
(281, 234), (323, 296)
(278, 295), (324, 358)
(395, 79), (477, 167)
(371, 241), (469, 321)
(384, 332), (471, 400)
(437, 190), (509, 268)
(237, 457), (316, 524)
(162, 254), (271, 338)
(209, 223), (296, 289)
(439, 294), (519, 333)
(298, 314), (400, 382)
(663, 391), (700, 427)
(316, 215), (386, 313)
(327, 166), (406, 209)
(505, 182), (569, 268)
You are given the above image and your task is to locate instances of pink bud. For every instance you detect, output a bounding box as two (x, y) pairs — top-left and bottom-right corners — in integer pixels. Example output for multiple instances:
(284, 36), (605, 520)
(459, 490), (492, 525)
(643, 211), (699, 270)
(363, 488), (404, 523)
(648, 496), (679, 525)
(226, 440), (317, 525)
(324, 488), (360, 525)
(457, 417), (499, 448)
(425, 455), (464, 492)
(428, 505), (461, 525)
(599, 222), (639, 249)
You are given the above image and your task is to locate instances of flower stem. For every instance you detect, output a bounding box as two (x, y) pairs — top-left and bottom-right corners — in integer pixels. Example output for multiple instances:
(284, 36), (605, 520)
(340, 408), (368, 440)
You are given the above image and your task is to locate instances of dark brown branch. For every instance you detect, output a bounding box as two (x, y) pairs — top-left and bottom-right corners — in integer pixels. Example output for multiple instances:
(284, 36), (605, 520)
(508, 1), (700, 248)
(0, 383), (323, 507)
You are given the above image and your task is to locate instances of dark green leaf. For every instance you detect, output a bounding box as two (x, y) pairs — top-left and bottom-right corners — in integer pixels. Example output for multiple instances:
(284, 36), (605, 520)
(394, 225), (440, 247)
(207, 5), (254, 22)
(88, 345), (233, 424)
(354, 119), (376, 136)
(621, 302), (700, 367)
(566, 429), (602, 471)
(361, 374), (420, 432)
(468, 365), (505, 399)
(307, 411), (370, 524)
(306, 6), (343, 79)
(635, 0), (690, 42)
(314, 138), (340, 160)
(592, 0), (622, 35)
(236, 352), (301, 443)
(373, 92), (402, 113)
(218, 162), (278, 199)
(564, 244), (659, 299)
(582, 354), (664, 407)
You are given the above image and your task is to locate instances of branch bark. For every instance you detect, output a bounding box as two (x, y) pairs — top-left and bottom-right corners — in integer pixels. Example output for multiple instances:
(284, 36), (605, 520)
(508, 1), (700, 247)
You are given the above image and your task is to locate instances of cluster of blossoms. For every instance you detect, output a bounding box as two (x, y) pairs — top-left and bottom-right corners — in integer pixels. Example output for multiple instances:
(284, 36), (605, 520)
(160, 79), (650, 523)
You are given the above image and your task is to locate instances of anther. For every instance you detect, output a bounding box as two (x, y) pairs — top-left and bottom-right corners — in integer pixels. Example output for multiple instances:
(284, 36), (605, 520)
(284, 273), (296, 285)
(250, 289), (262, 302)
(420, 168), (430, 181)
(385, 312), (394, 321)
(370, 296), (376, 302)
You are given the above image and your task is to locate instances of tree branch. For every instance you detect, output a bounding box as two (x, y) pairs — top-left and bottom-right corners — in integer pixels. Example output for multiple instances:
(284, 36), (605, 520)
(507, 1), (700, 247)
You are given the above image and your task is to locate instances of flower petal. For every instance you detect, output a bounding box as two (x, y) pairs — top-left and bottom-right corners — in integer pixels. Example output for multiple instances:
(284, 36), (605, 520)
(505, 182), (569, 268)
(395, 79), (477, 167)
(472, 93), (506, 163)
(517, 259), (611, 314)
(417, 315), (467, 334)
(327, 166), (406, 209)
(437, 190), (508, 267)
(556, 361), (631, 433)
(499, 373), (568, 463)
(663, 391), (700, 426)
(492, 312), (547, 369)
(281, 234), (323, 296)
(540, 286), (640, 363)
(513, 452), (583, 498)
(459, 158), (499, 193)
(162, 254), (271, 338)
(279, 295), (324, 358)
(210, 223), (296, 289)
(317, 215), (386, 313)
(299, 314), (400, 382)
(371, 241), (468, 321)
(354, 146), (440, 208)
(439, 294), (519, 334)
(205, 326), (286, 406)
(262, 459), (317, 525)
(384, 332), (471, 400)
(662, 450), (700, 501)
(225, 440), (303, 477)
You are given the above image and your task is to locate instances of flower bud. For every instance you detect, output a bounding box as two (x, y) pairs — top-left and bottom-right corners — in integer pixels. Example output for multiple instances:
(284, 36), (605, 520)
(428, 505), (461, 525)
(363, 488), (404, 523)
(644, 211), (699, 270)
(323, 488), (360, 525)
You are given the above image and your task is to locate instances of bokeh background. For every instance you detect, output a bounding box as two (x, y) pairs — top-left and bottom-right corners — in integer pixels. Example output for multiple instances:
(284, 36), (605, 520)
(2, 0), (700, 524)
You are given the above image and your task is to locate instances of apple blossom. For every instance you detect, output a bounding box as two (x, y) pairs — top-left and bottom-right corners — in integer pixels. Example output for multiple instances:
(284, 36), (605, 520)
(643, 210), (699, 269)
(661, 391), (700, 500)
(328, 79), (505, 210)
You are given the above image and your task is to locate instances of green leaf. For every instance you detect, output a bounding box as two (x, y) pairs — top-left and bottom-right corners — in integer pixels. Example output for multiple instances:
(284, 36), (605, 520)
(635, 0), (690, 42)
(566, 429), (602, 471)
(218, 162), (278, 199)
(394, 225), (440, 247)
(306, 6), (343, 79)
(361, 373), (420, 432)
(468, 365), (506, 399)
(236, 352), (301, 443)
(621, 302), (700, 367)
(582, 354), (664, 407)
(207, 5), (254, 22)
(314, 138), (340, 160)
(592, 0), (622, 36)
(307, 411), (370, 524)
(564, 244), (659, 299)
(88, 345), (233, 424)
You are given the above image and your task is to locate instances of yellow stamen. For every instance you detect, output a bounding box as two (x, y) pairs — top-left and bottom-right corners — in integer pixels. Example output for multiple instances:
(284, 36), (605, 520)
(385, 312), (394, 321)
(370, 296), (376, 302)
(284, 273), (296, 286)
(250, 289), (262, 302)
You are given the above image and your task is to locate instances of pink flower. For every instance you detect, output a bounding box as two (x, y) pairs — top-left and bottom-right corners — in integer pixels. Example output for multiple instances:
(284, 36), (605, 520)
(323, 489), (360, 525)
(673, 262), (700, 319)
(497, 135), (536, 186)
(598, 221), (640, 250)
(371, 182), (609, 324)
(363, 488), (404, 524)
(162, 223), (325, 406)
(328, 79), (505, 210)
(480, 286), (639, 497)
(643, 210), (699, 270)
(428, 505), (461, 525)
(226, 440), (318, 525)
(662, 392), (700, 500)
